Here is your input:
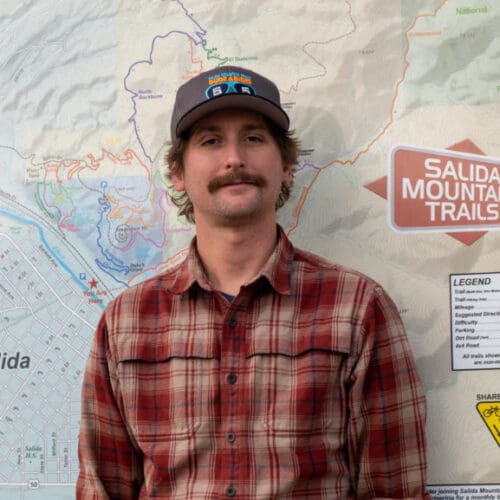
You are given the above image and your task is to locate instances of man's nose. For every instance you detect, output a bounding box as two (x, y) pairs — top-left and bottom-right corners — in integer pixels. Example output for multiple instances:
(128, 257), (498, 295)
(224, 141), (245, 169)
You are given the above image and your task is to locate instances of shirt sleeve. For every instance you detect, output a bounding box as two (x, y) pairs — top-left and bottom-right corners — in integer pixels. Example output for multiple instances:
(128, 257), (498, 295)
(76, 313), (144, 499)
(346, 285), (430, 499)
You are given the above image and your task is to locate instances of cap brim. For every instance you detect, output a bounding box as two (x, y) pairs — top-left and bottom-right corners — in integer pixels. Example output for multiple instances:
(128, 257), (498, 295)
(175, 94), (289, 137)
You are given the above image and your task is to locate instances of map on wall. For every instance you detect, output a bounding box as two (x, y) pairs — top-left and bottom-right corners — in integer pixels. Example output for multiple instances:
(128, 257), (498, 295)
(1, 1), (500, 498)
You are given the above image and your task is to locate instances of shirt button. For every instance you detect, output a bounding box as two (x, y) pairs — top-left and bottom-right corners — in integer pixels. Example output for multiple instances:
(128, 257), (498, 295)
(226, 373), (237, 385)
(226, 486), (236, 497)
(227, 432), (236, 443)
(229, 316), (237, 328)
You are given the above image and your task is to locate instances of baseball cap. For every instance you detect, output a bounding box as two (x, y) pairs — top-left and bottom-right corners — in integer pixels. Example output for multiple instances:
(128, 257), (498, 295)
(170, 65), (290, 139)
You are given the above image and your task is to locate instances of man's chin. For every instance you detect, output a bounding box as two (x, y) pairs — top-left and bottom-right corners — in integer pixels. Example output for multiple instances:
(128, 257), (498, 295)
(211, 201), (263, 223)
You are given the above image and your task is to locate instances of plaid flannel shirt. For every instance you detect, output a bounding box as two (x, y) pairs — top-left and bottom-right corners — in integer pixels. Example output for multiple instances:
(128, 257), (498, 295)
(77, 226), (429, 499)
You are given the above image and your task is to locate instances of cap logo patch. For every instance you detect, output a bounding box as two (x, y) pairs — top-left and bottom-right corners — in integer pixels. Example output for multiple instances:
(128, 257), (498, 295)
(205, 71), (256, 100)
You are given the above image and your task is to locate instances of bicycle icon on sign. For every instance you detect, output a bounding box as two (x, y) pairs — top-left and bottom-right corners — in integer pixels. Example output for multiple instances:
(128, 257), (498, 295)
(482, 406), (500, 418)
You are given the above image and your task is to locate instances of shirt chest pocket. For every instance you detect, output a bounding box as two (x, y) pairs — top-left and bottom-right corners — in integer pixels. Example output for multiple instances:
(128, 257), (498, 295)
(247, 347), (350, 433)
(114, 347), (220, 452)
(244, 336), (352, 473)
(245, 314), (355, 429)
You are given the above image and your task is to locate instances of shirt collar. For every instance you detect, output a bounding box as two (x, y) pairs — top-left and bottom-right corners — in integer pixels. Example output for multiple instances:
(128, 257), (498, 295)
(168, 225), (294, 296)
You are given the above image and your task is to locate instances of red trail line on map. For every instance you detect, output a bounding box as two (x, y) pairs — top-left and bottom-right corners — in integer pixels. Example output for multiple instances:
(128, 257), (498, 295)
(287, 0), (448, 236)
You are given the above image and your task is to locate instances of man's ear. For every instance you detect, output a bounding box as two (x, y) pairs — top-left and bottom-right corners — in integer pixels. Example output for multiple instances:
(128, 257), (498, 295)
(283, 164), (293, 183)
(170, 163), (185, 192)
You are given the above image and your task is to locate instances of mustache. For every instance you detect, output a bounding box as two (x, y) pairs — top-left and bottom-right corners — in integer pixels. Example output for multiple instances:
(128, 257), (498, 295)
(208, 172), (267, 193)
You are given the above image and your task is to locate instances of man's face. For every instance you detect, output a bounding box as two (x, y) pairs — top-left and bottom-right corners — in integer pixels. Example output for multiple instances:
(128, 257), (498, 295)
(171, 108), (292, 227)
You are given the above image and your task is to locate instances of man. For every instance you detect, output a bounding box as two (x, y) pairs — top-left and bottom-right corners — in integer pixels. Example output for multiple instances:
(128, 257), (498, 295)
(77, 65), (429, 498)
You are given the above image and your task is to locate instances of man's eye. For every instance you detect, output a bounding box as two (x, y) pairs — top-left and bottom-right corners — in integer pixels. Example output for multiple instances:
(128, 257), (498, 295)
(246, 135), (263, 143)
(201, 137), (219, 146)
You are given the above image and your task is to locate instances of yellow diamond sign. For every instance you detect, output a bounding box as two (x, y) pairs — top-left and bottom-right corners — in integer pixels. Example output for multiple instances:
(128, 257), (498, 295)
(476, 402), (500, 446)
